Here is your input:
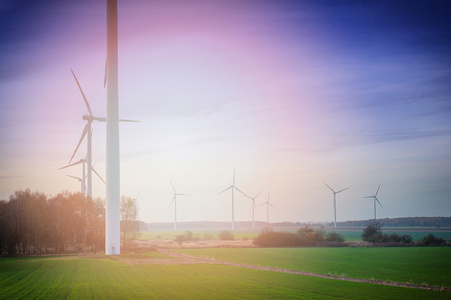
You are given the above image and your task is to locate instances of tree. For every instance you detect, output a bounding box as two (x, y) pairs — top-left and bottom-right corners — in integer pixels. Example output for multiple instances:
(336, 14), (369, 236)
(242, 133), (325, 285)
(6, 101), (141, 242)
(120, 195), (139, 250)
(362, 221), (382, 242)
(325, 231), (345, 242)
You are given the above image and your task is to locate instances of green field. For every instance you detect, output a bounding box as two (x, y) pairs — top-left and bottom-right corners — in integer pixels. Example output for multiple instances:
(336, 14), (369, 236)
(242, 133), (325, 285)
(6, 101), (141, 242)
(139, 229), (451, 242)
(174, 247), (451, 288)
(0, 255), (449, 299)
(331, 230), (451, 241)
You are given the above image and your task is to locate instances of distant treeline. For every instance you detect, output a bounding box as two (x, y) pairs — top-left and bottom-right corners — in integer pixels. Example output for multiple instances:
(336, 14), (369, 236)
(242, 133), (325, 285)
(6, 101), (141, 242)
(144, 217), (451, 230)
(336, 217), (451, 228)
(0, 190), (105, 256)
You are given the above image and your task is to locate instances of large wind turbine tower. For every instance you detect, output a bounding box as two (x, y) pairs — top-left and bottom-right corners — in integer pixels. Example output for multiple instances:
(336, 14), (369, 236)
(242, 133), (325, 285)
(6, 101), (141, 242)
(105, 0), (120, 255)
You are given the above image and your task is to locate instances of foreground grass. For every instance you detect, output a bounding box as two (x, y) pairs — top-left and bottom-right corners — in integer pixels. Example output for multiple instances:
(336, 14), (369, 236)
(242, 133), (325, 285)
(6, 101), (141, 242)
(174, 247), (451, 288)
(0, 255), (449, 299)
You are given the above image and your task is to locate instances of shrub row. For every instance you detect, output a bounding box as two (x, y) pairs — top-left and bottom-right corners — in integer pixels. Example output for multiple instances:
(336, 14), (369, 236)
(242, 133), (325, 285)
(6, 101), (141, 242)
(253, 227), (345, 247)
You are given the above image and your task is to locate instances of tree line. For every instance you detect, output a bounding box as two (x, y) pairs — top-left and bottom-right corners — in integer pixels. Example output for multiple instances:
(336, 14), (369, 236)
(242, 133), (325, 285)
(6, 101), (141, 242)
(0, 189), (139, 256)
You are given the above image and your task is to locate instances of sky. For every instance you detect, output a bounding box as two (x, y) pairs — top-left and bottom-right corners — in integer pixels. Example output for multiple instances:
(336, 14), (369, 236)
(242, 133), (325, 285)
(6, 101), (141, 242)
(1, 0), (450, 224)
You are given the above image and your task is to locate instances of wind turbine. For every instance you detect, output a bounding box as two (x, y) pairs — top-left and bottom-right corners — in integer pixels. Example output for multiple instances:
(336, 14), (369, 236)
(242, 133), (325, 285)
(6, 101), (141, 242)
(59, 157), (106, 196)
(69, 69), (137, 198)
(324, 183), (349, 228)
(169, 180), (188, 230)
(132, 190), (141, 212)
(218, 167), (248, 230)
(246, 191), (261, 228)
(66, 175), (86, 196)
(260, 192), (275, 224)
(364, 185), (383, 220)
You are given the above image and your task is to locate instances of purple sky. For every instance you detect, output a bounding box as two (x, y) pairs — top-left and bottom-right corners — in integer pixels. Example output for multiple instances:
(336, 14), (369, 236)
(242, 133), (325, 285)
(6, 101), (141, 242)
(1, 0), (450, 223)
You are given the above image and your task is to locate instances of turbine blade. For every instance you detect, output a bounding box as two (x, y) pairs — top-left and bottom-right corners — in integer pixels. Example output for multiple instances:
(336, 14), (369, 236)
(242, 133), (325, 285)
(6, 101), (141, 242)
(218, 186), (232, 195)
(66, 174), (82, 181)
(376, 197), (383, 208)
(269, 203), (276, 209)
(169, 196), (175, 207)
(94, 117), (107, 122)
(68, 123), (88, 164)
(253, 199), (257, 210)
(59, 160), (83, 170)
(363, 196), (373, 199)
(92, 166), (106, 184)
(170, 180), (176, 193)
(259, 202), (267, 207)
(71, 69), (93, 116)
(104, 58), (107, 88)
(136, 189), (142, 201)
(234, 186), (248, 198)
(233, 167), (235, 185)
(119, 119), (139, 122)
(375, 184), (381, 196)
(336, 187), (349, 194)
(254, 191), (262, 199)
(324, 182), (335, 193)
(177, 193), (189, 196)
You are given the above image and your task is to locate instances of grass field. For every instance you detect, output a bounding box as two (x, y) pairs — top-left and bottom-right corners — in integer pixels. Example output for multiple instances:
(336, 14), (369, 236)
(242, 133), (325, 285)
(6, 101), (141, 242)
(0, 255), (450, 299)
(173, 247), (451, 288)
(332, 230), (451, 241)
(138, 228), (451, 242)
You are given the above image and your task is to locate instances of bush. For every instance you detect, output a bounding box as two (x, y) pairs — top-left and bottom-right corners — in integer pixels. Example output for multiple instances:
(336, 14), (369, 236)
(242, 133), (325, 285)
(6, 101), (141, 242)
(362, 221), (382, 242)
(325, 231), (345, 243)
(297, 226), (324, 245)
(388, 233), (401, 243)
(420, 234), (446, 246)
(400, 234), (413, 244)
(218, 230), (234, 240)
(253, 230), (300, 247)
(174, 230), (195, 245)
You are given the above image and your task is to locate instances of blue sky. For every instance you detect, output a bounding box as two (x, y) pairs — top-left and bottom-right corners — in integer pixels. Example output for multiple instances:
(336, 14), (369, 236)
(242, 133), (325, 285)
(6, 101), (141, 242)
(0, 0), (450, 224)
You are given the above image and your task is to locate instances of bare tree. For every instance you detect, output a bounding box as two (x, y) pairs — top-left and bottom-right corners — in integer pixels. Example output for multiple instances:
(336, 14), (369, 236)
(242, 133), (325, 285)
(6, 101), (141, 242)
(120, 195), (139, 251)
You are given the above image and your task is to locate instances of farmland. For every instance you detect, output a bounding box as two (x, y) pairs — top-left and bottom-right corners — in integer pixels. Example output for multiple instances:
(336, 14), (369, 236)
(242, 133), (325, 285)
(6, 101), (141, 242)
(173, 247), (451, 288)
(1, 254), (450, 299)
(138, 228), (451, 242)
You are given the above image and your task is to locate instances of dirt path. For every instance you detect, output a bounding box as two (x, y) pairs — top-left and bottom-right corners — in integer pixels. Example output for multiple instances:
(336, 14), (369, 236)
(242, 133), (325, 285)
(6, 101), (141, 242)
(155, 249), (450, 293)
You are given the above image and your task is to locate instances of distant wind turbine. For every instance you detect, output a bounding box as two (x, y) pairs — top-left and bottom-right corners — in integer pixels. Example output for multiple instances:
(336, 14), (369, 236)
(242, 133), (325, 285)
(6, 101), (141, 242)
(324, 183), (349, 228)
(68, 69), (137, 198)
(218, 167), (248, 230)
(170, 180), (188, 230)
(132, 190), (141, 215)
(260, 192), (275, 224)
(364, 185), (383, 220)
(246, 191), (261, 228)
(59, 157), (105, 196)
(66, 175), (86, 195)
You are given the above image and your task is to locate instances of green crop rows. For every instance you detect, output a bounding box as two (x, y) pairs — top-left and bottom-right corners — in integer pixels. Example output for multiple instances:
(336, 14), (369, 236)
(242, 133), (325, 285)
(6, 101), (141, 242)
(174, 247), (451, 288)
(1, 254), (450, 299)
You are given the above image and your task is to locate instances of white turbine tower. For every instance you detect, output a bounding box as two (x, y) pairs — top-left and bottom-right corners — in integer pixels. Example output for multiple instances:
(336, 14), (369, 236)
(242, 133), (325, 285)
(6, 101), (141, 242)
(364, 185), (383, 220)
(218, 167), (248, 230)
(106, 0), (120, 255)
(260, 192), (275, 224)
(324, 183), (349, 228)
(169, 180), (189, 230)
(246, 191), (261, 228)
